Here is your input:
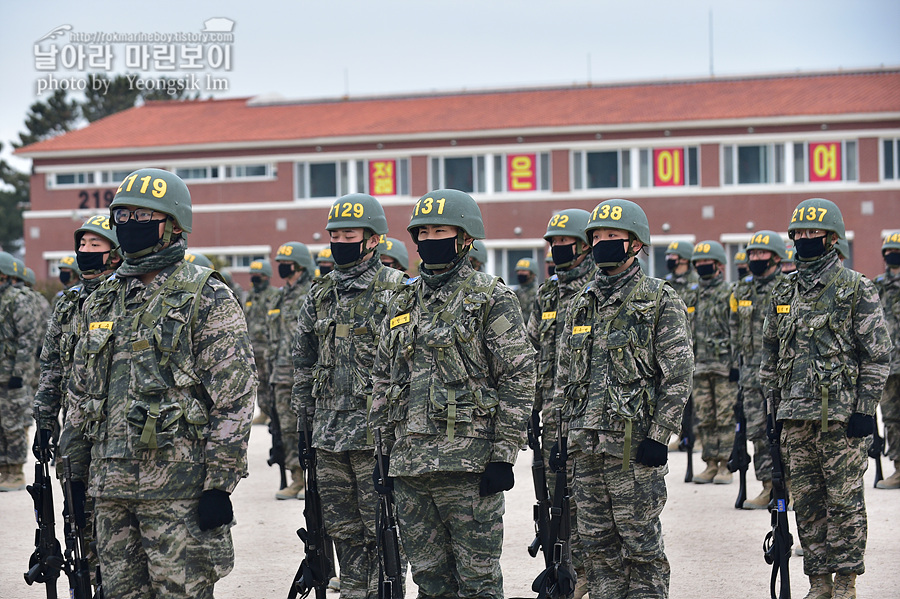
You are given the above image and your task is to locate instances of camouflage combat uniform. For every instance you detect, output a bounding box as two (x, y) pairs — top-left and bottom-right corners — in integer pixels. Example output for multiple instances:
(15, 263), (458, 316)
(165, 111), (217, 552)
(663, 267), (698, 301)
(515, 277), (538, 322)
(559, 261), (692, 598)
(14, 280), (51, 396)
(684, 273), (738, 468)
(874, 266), (900, 471)
(292, 254), (404, 599)
(245, 278), (280, 416)
(370, 258), (535, 598)
(759, 250), (890, 577)
(60, 257), (257, 598)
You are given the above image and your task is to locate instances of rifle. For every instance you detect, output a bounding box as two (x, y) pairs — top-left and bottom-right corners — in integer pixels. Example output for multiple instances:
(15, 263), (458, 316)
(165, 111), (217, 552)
(679, 394), (695, 482)
(24, 433), (65, 597)
(374, 429), (403, 599)
(267, 390), (288, 490)
(61, 456), (94, 599)
(288, 413), (334, 599)
(532, 409), (576, 599)
(762, 394), (792, 599)
(869, 412), (886, 488)
(727, 375), (752, 509)
(526, 411), (552, 570)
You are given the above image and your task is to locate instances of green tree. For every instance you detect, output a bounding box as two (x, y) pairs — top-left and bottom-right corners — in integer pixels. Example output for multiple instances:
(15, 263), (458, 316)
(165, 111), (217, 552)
(13, 89), (80, 148)
(81, 73), (197, 122)
(0, 143), (29, 253)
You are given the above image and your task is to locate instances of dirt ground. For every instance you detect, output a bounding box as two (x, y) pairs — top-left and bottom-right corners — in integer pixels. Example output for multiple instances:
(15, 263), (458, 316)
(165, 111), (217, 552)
(2, 423), (898, 598)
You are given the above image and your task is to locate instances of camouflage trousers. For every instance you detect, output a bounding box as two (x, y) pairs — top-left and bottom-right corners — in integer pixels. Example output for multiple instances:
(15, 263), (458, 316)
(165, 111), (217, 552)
(571, 450), (670, 599)
(0, 386), (29, 466)
(254, 347), (273, 416)
(782, 419), (868, 576)
(94, 496), (234, 599)
(881, 374), (900, 461)
(317, 449), (379, 599)
(693, 373), (737, 462)
(273, 382), (300, 472)
(394, 472), (504, 599)
(744, 387), (773, 482)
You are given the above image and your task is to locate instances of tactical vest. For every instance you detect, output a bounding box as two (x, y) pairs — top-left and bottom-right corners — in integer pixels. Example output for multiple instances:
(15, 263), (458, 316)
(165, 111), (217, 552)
(874, 272), (900, 374)
(79, 262), (219, 450)
(534, 275), (561, 396)
(564, 273), (667, 468)
(732, 273), (783, 387)
(684, 278), (733, 374)
(266, 275), (313, 384)
(309, 265), (403, 443)
(770, 267), (862, 427)
(384, 270), (502, 442)
(0, 283), (24, 381)
(52, 285), (84, 397)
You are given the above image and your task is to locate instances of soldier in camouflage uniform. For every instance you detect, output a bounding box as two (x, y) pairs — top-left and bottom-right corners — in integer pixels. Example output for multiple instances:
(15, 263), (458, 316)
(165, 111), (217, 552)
(60, 168), (257, 598)
(684, 240), (738, 485)
(316, 246), (335, 278)
(268, 241), (315, 500)
(514, 257), (539, 321)
(370, 189), (534, 598)
(245, 258), (279, 424)
(874, 231), (900, 489)
(782, 246), (797, 274)
(663, 240), (699, 300)
(552, 199), (692, 599)
(0, 252), (40, 491)
(292, 194), (405, 599)
(734, 249), (750, 280)
(730, 230), (786, 508)
(11, 258), (49, 399)
(378, 235), (410, 275)
(759, 198), (891, 599)
(469, 239), (488, 272)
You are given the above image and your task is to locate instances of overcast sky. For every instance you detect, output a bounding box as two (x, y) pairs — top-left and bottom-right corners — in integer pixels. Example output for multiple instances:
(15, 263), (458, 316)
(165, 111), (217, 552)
(2, 0), (899, 172)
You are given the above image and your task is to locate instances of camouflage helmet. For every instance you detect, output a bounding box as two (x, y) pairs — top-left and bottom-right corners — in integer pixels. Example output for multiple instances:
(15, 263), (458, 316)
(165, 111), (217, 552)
(248, 258), (273, 278)
(407, 189), (485, 240)
(691, 240), (727, 264)
(835, 237), (850, 261)
(24, 267), (36, 286)
(882, 231), (900, 252)
(110, 168), (192, 232)
(378, 236), (409, 271)
(665, 240), (694, 261)
(783, 247), (795, 264)
(745, 230), (787, 259)
(787, 198), (845, 240)
(316, 247), (334, 264)
(543, 209), (591, 246)
(585, 199), (650, 246)
(733, 250), (748, 265)
(12, 257), (27, 281)
(275, 242), (316, 273)
(469, 239), (488, 266)
(184, 252), (214, 269)
(58, 254), (81, 276)
(515, 257), (539, 277)
(0, 251), (19, 278)
(325, 193), (388, 236)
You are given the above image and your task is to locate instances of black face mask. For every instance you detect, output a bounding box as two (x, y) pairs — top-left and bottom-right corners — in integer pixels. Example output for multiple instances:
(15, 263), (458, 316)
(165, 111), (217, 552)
(592, 239), (628, 269)
(116, 219), (165, 255)
(250, 275), (262, 285)
(76, 251), (107, 273)
(885, 252), (900, 267)
(547, 265), (555, 277)
(59, 270), (72, 285)
(737, 266), (750, 278)
(330, 240), (365, 267)
(551, 243), (578, 268)
(417, 237), (458, 269)
(318, 265), (333, 276)
(696, 263), (717, 279)
(666, 258), (679, 273)
(794, 236), (827, 260)
(516, 273), (530, 285)
(748, 259), (769, 276)
(278, 263), (294, 279)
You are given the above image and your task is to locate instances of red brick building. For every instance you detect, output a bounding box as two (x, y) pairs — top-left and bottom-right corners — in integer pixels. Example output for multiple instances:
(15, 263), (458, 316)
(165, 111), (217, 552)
(16, 68), (900, 285)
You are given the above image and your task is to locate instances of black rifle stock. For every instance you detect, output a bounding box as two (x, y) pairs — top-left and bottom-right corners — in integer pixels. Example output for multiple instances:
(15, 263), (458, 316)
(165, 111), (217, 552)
(61, 456), (94, 599)
(374, 429), (403, 599)
(526, 412), (552, 569)
(24, 435), (65, 598)
(727, 377), (752, 509)
(763, 395), (792, 599)
(267, 391), (288, 490)
(869, 412), (885, 488)
(679, 394), (695, 482)
(288, 414), (333, 599)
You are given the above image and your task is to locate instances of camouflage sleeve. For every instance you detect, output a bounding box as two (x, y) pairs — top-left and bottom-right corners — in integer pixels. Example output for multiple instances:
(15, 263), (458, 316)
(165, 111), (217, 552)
(484, 284), (536, 464)
(758, 297), (779, 399)
(370, 312), (394, 451)
(193, 281), (257, 493)
(59, 299), (94, 483)
(852, 277), (892, 415)
(291, 291), (319, 421)
(727, 285), (740, 371)
(11, 289), (40, 381)
(647, 287), (694, 443)
(33, 303), (64, 429)
(525, 297), (542, 411)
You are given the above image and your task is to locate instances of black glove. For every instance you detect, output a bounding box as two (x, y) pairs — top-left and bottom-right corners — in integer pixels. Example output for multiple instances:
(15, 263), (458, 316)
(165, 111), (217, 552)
(530, 410), (541, 437)
(7, 376), (23, 390)
(479, 462), (515, 497)
(847, 413), (875, 438)
(548, 439), (568, 473)
(729, 368), (740, 383)
(635, 438), (668, 467)
(63, 480), (87, 529)
(373, 454), (394, 494)
(197, 489), (233, 531)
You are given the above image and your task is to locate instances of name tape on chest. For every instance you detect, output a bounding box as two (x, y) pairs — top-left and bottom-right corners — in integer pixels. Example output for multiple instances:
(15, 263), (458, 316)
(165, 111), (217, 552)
(390, 313), (410, 328)
(776, 305), (791, 314)
(89, 321), (113, 330)
(572, 325), (592, 335)
(542, 311), (557, 320)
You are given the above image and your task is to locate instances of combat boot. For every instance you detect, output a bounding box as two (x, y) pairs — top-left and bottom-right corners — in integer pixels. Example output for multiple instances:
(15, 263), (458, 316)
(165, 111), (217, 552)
(275, 468), (305, 500)
(0, 464), (8, 484)
(0, 464), (26, 491)
(713, 460), (733, 484)
(693, 461), (718, 484)
(743, 480), (773, 509)
(801, 574), (833, 599)
(876, 460), (900, 489)
(832, 573), (856, 599)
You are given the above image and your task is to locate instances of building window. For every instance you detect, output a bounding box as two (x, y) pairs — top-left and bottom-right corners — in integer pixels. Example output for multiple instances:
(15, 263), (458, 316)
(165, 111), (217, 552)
(175, 166), (219, 180)
(882, 139), (898, 180)
(430, 156), (486, 193)
(572, 150), (630, 190)
(100, 170), (135, 185)
(793, 141), (858, 183)
(224, 164), (272, 179)
(722, 144), (786, 185)
(296, 159), (409, 199)
(638, 147), (699, 188)
(492, 152), (551, 192)
(49, 172), (95, 188)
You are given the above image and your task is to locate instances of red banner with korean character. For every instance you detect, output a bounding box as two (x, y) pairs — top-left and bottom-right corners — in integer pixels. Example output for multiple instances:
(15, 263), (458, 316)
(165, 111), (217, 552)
(369, 160), (396, 196)
(507, 154), (536, 191)
(808, 142), (842, 182)
(654, 148), (684, 186)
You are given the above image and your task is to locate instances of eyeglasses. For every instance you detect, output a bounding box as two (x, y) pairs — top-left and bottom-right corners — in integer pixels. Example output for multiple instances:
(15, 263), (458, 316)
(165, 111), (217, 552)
(793, 229), (827, 239)
(112, 208), (160, 225)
